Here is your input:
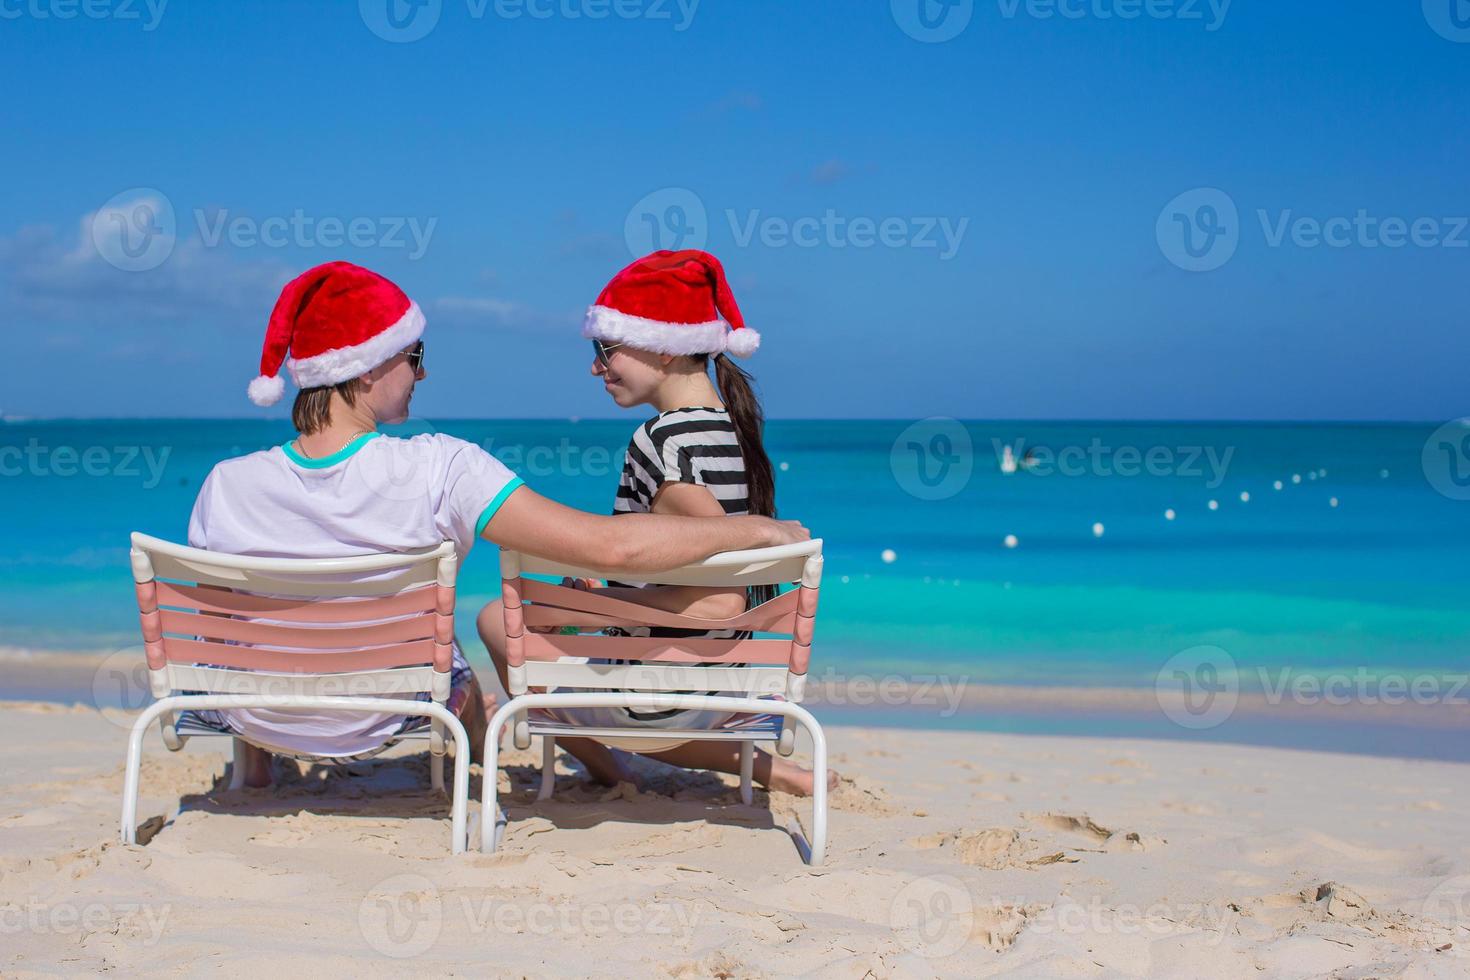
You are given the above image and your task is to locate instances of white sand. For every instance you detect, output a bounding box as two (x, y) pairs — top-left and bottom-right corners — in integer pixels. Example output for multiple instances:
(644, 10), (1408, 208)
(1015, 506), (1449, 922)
(2, 699), (1469, 978)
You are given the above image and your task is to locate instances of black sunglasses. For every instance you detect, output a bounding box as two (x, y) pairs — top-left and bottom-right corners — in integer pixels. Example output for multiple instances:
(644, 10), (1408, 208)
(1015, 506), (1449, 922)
(592, 338), (622, 368)
(406, 341), (426, 372)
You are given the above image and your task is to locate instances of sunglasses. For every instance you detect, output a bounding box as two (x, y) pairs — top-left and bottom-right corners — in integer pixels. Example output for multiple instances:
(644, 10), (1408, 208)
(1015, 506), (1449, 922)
(406, 341), (426, 373)
(592, 339), (623, 369)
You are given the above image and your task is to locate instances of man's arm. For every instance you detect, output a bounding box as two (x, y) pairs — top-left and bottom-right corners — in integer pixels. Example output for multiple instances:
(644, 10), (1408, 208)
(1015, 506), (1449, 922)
(481, 485), (809, 573)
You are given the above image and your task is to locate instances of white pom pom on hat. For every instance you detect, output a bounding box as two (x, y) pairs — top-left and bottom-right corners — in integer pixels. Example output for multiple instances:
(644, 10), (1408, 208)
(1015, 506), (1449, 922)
(247, 374), (286, 407)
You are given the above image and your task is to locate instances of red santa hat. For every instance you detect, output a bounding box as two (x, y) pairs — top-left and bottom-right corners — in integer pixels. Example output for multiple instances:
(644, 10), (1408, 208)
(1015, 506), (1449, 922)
(582, 250), (759, 359)
(247, 261), (425, 407)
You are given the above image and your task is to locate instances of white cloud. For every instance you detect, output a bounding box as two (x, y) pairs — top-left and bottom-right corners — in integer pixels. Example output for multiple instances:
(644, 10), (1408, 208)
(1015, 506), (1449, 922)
(0, 211), (291, 325)
(430, 296), (572, 333)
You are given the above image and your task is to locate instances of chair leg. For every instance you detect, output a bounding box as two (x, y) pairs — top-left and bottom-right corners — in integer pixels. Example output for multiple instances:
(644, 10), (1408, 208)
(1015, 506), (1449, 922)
(798, 714), (828, 866)
(537, 736), (556, 801)
(480, 709), (509, 853)
(739, 740), (754, 805)
(229, 738), (248, 791)
(431, 751), (445, 794)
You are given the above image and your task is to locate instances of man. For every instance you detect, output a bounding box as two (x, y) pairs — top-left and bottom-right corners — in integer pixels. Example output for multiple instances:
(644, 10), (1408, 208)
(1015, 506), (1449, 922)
(190, 261), (809, 786)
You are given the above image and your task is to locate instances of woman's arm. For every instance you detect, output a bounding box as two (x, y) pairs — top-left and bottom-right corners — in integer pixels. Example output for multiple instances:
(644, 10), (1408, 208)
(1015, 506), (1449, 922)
(481, 485), (807, 574)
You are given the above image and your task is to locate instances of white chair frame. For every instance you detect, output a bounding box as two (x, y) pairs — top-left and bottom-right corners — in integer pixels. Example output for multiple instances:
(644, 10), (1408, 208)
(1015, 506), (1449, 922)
(479, 539), (827, 864)
(122, 533), (471, 854)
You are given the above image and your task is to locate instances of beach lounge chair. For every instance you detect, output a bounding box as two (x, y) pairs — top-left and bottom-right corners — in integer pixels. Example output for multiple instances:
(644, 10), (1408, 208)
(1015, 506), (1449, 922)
(120, 533), (472, 853)
(480, 539), (828, 864)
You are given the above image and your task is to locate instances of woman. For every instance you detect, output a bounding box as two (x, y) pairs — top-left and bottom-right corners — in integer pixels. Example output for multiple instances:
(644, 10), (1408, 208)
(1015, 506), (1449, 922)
(479, 250), (833, 796)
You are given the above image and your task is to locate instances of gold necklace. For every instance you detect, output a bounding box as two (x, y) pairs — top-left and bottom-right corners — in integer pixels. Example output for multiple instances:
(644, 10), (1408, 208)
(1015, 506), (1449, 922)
(294, 429), (371, 460)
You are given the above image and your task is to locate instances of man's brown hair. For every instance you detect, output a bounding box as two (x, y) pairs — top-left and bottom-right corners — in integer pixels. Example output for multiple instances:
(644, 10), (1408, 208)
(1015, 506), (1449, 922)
(291, 379), (362, 435)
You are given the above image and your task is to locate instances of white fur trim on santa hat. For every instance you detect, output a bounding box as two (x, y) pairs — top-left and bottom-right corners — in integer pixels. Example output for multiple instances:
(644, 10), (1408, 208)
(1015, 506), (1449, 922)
(583, 305), (729, 356)
(247, 374), (287, 407)
(724, 326), (761, 358)
(286, 302), (426, 390)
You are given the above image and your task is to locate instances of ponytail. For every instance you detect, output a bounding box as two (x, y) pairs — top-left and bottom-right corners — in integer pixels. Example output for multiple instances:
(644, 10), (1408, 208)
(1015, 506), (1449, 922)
(708, 352), (778, 608)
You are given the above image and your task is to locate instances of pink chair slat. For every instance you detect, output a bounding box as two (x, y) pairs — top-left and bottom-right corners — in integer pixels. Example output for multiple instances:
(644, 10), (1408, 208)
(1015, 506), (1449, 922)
(502, 576), (526, 670)
(788, 640), (812, 676)
(519, 579), (800, 632)
(520, 601), (800, 634)
(162, 636), (438, 672)
(792, 586), (819, 647)
(134, 580), (166, 669)
(158, 608), (435, 648)
(154, 581), (437, 623)
(521, 632), (792, 665)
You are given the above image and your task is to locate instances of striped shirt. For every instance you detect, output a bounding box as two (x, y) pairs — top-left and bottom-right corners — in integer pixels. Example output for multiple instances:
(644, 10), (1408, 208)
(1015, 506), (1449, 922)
(614, 408), (750, 517)
(610, 407), (752, 723)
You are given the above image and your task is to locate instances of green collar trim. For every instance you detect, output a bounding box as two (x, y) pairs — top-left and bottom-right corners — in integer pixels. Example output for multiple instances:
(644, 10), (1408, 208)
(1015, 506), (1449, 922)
(281, 432), (381, 469)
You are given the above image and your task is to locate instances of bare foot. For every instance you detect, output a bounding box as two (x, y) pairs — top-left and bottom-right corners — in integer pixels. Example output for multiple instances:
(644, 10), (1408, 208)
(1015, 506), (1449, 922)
(557, 737), (638, 788)
(767, 762), (840, 797)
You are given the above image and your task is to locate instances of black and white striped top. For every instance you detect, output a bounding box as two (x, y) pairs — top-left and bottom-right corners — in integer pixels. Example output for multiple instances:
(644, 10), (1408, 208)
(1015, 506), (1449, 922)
(609, 407), (752, 723)
(614, 408), (750, 517)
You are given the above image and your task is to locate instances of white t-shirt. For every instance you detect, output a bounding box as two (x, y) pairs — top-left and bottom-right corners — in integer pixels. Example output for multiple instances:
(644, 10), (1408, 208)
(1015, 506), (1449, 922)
(186, 432), (523, 756)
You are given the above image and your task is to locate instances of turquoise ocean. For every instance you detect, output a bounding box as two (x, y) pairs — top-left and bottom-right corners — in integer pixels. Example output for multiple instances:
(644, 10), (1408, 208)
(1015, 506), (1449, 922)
(3, 419), (1468, 756)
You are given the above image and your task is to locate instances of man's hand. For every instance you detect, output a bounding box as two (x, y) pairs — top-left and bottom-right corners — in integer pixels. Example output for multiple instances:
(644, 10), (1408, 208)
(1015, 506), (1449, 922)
(750, 516), (811, 548)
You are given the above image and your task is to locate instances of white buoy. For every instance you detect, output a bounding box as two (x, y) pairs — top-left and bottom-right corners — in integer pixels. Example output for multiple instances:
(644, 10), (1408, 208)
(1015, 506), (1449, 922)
(881, 548), (897, 564)
(1273, 480), (1283, 491)
(840, 575), (850, 584)
(1165, 508), (1176, 521)
(1308, 472), (1317, 481)
(1318, 468), (1327, 478)
(1092, 522), (1105, 538)
(1208, 499), (1219, 511)
(1292, 474), (1302, 484)
(1380, 469), (1389, 479)
(1239, 491), (1250, 503)
(778, 461), (790, 472)
(1329, 497), (1339, 508)
(1003, 534), (1018, 549)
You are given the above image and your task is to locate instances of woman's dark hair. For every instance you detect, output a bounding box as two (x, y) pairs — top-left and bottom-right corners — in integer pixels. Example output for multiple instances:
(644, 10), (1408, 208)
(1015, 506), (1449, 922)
(292, 378), (361, 435)
(699, 352), (778, 608)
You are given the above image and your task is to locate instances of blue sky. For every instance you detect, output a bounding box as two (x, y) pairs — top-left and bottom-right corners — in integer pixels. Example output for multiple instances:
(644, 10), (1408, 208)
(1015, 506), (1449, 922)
(2, 0), (1466, 420)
